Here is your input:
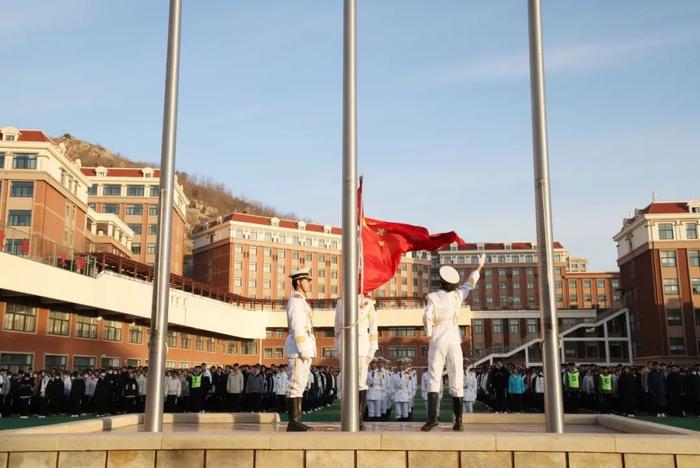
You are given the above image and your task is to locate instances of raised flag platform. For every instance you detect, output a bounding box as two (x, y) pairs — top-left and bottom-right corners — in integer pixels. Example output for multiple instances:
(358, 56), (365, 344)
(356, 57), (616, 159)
(1, 413), (698, 468)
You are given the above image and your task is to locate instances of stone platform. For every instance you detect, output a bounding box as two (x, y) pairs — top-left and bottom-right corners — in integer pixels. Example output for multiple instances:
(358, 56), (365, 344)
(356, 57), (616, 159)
(1, 413), (699, 468)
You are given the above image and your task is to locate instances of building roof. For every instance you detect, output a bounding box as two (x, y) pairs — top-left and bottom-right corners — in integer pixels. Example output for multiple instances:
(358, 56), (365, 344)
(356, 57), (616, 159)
(222, 212), (342, 235)
(81, 167), (161, 178)
(438, 241), (564, 251)
(16, 129), (53, 143)
(639, 201), (689, 214)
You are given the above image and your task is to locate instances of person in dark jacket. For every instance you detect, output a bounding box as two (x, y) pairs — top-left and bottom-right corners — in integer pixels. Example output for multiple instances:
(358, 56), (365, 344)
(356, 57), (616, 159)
(647, 362), (667, 417)
(69, 372), (86, 417)
(17, 372), (34, 418)
(94, 371), (113, 416)
(616, 367), (638, 417)
(121, 370), (138, 413)
(47, 371), (65, 415)
(188, 366), (205, 413)
(666, 366), (684, 416)
(245, 365), (265, 412)
(689, 366), (700, 416)
(488, 361), (510, 413)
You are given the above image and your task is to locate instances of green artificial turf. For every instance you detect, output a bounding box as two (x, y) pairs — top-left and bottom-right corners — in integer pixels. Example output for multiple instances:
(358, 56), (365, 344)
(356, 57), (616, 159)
(637, 415), (700, 432)
(0, 415), (98, 431)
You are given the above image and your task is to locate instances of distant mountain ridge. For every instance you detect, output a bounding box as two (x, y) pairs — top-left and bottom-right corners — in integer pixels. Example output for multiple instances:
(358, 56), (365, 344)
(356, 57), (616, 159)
(53, 133), (300, 230)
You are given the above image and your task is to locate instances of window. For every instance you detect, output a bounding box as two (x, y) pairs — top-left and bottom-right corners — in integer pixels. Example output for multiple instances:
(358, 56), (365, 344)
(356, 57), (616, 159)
(103, 203), (119, 215)
(128, 223), (143, 235)
(8, 210), (31, 226)
(47, 311), (70, 336)
(596, 294), (606, 302)
(250, 262), (257, 272)
(75, 315), (97, 339)
(241, 340), (258, 355)
(103, 320), (122, 341)
(669, 337), (685, 355)
(73, 356), (96, 371)
(131, 243), (141, 255)
(127, 185), (145, 196)
(195, 335), (204, 351)
(387, 328), (417, 337)
(44, 355), (68, 370)
(147, 244), (156, 255)
(166, 331), (177, 347)
(663, 278), (679, 295)
(0, 353), (33, 373)
(126, 204), (143, 215)
(0, 153), (4, 168)
(509, 321), (519, 334)
(583, 280), (592, 289)
(102, 357), (120, 369)
(527, 319), (538, 334)
(569, 294), (578, 302)
(149, 185), (160, 197)
(277, 265), (285, 274)
(12, 153), (37, 169)
(473, 320), (483, 334)
(492, 320), (502, 334)
(687, 224), (698, 240)
(597, 280), (606, 289)
(264, 263), (271, 273)
(692, 279), (700, 295)
(322, 347), (335, 358)
(658, 223), (674, 240)
(264, 347), (273, 359)
(660, 251), (677, 267)
(234, 277), (242, 287)
(223, 340), (238, 354)
(3, 304), (36, 332)
(149, 205), (159, 216)
(88, 202), (96, 211)
(206, 337), (216, 352)
(689, 251), (700, 267)
(128, 324), (143, 344)
(250, 246), (257, 255)
(87, 185), (98, 196)
(180, 333), (191, 349)
(666, 308), (682, 326)
(103, 185), (121, 196)
(388, 346), (416, 358)
(234, 261), (242, 271)
(527, 283), (535, 289)
(248, 279), (257, 289)
(10, 181), (34, 197)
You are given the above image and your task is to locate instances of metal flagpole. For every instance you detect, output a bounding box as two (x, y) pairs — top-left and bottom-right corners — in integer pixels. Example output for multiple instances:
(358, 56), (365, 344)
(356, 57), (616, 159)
(341, 0), (360, 432)
(527, 0), (564, 433)
(144, 0), (183, 433)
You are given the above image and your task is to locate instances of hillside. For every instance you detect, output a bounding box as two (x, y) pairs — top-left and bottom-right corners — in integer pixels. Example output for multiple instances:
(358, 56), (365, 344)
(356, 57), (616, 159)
(54, 134), (299, 229)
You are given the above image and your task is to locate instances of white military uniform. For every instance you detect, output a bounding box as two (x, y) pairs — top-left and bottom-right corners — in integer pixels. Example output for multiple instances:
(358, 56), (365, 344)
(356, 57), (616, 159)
(423, 270), (480, 397)
(391, 367), (415, 420)
(284, 290), (316, 398)
(366, 366), (384, 418)
(334, 294), (379, 392)
(463, 368), (477, 413)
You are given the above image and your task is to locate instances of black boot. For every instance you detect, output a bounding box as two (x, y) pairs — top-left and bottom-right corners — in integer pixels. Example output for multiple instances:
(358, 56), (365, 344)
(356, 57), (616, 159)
(452, 397), (463, 431)
(286, 398), (311, 432)
(359, 390), (368, 431)
(421, 392), (439, 431)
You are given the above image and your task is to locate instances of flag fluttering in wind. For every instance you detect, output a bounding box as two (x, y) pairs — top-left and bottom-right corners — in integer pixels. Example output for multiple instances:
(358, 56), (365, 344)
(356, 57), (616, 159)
(358, 178), (466, 293)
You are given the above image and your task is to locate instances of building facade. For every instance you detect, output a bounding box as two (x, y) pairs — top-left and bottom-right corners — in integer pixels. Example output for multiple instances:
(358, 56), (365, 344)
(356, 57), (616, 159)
(82, 166), (189, 276)
(614, 200), (700, 362)
(0, 127), (91, 260)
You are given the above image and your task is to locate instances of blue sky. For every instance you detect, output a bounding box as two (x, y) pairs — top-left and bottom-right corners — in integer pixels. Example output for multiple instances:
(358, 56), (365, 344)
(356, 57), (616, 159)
(2, 1), (699, 271)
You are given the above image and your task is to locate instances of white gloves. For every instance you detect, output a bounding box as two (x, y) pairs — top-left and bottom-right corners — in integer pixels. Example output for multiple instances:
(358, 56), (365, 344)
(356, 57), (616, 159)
(478, 253), (486, 268)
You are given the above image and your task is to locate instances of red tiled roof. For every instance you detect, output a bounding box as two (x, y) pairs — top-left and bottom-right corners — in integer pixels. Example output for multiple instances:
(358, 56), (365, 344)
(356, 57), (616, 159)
(17, 129), (53, 143)
(438, 241), (564, 251)
(640, 202), (688, 214)
(222, 213), (340, 234)
(81, 167), (161, 178)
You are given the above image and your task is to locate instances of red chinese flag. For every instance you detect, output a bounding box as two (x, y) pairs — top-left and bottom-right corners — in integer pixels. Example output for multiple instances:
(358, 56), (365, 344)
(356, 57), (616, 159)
(76, 256), (85, 272)
(361, 217), (465, 293)
(20, 239), (30, 255)
(0, 231), (5, 250)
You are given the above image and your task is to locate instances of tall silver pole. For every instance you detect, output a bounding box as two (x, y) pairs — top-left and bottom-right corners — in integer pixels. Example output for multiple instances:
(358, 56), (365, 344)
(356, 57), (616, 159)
(527, 0), (564, 433)
(341, 0), (359, 432)
(144, 0), (182, 433)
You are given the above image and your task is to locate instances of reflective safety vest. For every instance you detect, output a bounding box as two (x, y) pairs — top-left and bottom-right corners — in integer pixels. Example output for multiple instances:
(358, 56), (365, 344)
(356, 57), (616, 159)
(600, 374), (612, 392)
(191, 374), (202, 389)
(567, 371), (580, 390)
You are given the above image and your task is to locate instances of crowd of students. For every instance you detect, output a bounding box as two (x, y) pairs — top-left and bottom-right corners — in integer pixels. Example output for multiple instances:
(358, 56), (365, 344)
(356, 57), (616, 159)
(0, 363), (338, 419)
(2, 360), (700, 420)
(474, 360), (700, 417)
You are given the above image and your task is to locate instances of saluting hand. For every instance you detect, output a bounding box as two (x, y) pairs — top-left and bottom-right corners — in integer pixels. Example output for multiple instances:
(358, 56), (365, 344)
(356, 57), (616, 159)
(477, 253), (486, 271)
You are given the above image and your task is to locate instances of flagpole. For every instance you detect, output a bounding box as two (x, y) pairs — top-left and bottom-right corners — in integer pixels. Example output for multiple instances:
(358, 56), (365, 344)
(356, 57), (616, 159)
(527, 0), (564, 433)
(144, 0), (182, 433)
(341, 0), (359, 432)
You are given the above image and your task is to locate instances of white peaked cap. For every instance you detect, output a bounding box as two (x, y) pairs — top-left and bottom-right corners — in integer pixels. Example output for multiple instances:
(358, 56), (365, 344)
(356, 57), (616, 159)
(439, 265), (460, 284)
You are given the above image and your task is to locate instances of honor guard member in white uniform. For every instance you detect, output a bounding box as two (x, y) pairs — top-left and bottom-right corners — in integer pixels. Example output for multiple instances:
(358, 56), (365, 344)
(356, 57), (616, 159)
(335, 293), (379, 430)
(391, 358), (415, 421)
(366, 358), (383, 420)
(284, 267), (315, 431)
(421, 253), (485, 431)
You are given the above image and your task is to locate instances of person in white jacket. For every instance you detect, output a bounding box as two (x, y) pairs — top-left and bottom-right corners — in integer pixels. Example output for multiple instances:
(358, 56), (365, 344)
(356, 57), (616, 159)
(391, 359), (415, 421)
(283, 267), (315, 431)
(335, 293), (379, 430)
(164, 371), (181, 413)
(463, 365), (478, 414)
(273, 366), (289, 413)
(226, 365), (244, 412)
(421, 253), (485, 432)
